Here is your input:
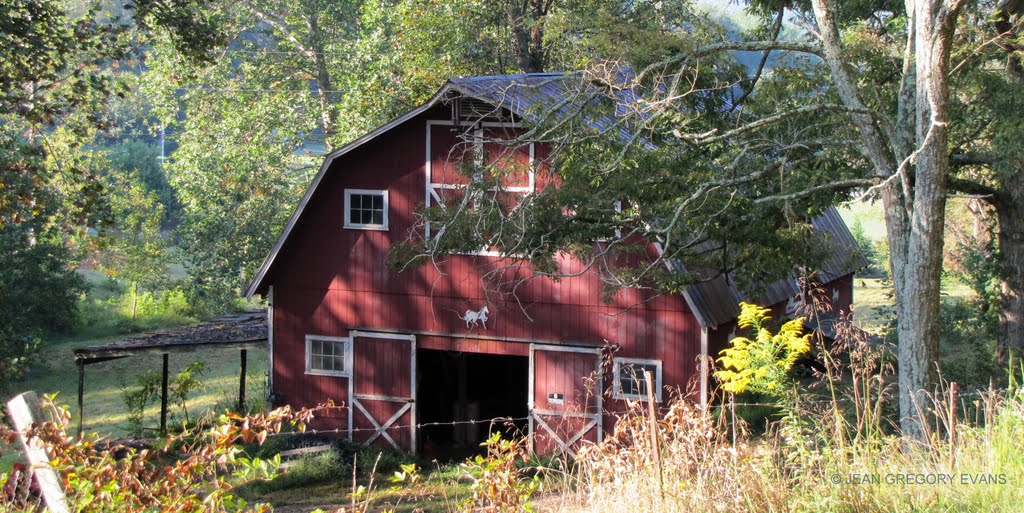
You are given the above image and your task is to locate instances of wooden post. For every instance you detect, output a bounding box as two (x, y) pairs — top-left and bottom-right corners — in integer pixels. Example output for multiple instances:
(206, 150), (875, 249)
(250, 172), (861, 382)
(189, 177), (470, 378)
(6, 392), (71, 513)
(644, 370), (664, 503)
(160, 354), (169, 434)
(238, 349), (248, 411)
(949, 381), (958, 467)
(77, 361), (85, 436)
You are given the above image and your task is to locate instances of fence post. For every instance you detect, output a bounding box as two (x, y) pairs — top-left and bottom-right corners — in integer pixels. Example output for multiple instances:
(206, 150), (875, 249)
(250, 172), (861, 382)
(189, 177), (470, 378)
(6, 391), (71, 513)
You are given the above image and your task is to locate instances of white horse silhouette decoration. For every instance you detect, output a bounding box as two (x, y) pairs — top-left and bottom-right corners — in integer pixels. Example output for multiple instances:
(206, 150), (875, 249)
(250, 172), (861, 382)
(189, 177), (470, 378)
(460, 306), (490, 329)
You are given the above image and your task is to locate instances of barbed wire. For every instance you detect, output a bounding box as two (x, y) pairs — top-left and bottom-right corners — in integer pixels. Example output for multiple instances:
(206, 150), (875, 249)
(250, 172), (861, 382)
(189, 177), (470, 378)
(266, 415), (535, 439)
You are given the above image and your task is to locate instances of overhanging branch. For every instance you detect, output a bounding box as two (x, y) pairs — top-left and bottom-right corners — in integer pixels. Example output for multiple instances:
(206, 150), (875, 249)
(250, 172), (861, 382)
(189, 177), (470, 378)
(754, 178), (878, 204)
(674, 104), (877, 145)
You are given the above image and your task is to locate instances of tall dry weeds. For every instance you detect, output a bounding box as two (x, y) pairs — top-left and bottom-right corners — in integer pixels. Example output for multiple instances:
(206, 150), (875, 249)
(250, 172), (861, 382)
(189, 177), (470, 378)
(542, 291), (1024, 513)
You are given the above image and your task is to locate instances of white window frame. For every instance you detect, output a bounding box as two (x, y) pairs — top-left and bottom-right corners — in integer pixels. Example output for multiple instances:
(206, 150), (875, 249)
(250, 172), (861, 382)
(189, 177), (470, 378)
(305, 335), (352, 377)
(424, 120), (535, 255)
(344, 189), (389, 231)
(613, 357), (663, 402)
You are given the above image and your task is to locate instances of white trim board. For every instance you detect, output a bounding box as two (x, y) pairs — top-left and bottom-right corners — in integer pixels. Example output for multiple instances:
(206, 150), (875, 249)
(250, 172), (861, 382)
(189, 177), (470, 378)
(612, 357), (663, 402)
(343, 188), (390, 231)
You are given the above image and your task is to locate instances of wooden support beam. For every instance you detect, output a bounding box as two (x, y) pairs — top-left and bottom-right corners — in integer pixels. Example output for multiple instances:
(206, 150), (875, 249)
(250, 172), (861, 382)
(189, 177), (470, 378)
(239, 349), (247, 411)
(160, 354), (169, 434)
(77, 361), (85, 436)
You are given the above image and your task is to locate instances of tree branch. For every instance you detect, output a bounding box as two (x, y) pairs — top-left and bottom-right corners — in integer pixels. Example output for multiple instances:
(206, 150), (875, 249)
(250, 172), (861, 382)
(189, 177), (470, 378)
(951, 152), (997, 167)
(673, 104), (877, 145)
(732, 8), (786, 108)
(754, 178), (878, 204)
(947, 176), (999, 198)
(636, 40), (824, 84)
(245, 3), (316, 61)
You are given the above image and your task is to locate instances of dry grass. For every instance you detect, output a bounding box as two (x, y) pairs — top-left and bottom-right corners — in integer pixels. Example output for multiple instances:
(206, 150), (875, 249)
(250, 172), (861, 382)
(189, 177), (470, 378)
(534, 386), (1024, 513)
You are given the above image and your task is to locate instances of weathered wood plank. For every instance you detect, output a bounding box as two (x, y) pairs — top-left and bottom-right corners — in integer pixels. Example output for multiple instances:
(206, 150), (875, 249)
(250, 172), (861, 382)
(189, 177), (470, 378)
(278, 444), (333, 470)
(6, 392), (70, 513)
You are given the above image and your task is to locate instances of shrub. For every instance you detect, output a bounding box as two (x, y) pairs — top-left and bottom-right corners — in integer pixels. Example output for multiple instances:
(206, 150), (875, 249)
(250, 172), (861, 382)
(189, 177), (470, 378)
(0, 397), (322, 512)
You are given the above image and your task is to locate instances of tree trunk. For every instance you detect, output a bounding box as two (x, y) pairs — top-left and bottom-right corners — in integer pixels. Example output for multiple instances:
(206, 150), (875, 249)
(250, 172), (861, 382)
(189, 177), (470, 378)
(886, 0), (960, 440)
(997, 176), (1024, 359)
(509, 0), (548, 73)
(306, 12), (338, 151)
(994, 0), (1024, 359)
(811, 0), (962, 439)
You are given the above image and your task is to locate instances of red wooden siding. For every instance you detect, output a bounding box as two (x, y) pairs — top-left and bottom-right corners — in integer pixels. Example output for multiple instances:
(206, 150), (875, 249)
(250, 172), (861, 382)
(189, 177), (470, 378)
(264, 110), (703, 445)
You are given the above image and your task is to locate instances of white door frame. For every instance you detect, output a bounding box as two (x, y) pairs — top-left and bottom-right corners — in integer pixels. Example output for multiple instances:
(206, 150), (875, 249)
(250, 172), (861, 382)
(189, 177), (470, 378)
(349, 330), (417, 452)
(528, 343), (603, 456)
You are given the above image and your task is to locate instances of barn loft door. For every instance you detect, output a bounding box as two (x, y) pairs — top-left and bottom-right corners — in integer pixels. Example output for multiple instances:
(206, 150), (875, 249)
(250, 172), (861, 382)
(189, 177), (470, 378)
(528, 344), (603, 456)
(349, 331), (416, 452)
(425, 120), (535, 247)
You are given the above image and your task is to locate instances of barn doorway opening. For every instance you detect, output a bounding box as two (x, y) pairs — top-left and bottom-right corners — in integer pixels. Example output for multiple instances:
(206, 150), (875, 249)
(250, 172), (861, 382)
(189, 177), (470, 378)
(417, 349), (529, 459)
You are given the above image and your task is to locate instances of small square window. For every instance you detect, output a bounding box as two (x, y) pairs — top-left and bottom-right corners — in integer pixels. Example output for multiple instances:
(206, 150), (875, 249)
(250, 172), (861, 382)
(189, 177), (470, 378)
(306, 336), (351, 377)
(344, 189), (389, 230)
(613, 358), (662, 401)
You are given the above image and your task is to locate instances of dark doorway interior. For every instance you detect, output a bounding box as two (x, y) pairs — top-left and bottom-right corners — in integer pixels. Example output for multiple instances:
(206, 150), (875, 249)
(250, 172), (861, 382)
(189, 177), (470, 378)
(417, 349), (529, 459)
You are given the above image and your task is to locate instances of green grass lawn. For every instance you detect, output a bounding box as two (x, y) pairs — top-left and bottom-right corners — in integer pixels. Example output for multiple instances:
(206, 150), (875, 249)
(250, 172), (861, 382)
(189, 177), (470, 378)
(2, 327), (268, 474)
(838, 200), (887, 242)
(852, 276), (977, 333)
(11, 333), (269, 438)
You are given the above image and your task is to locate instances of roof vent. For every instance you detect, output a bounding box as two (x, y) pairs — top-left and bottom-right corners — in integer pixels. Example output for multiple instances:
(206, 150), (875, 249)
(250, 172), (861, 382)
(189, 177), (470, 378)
(456, 97), (505, 122)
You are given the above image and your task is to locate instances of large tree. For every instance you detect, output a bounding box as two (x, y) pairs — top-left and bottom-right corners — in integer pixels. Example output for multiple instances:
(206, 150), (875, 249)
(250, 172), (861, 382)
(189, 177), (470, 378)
(0, 0), (222, 384)
(945, 0), (1024, 360)
(147, 0), (677, 306)
(413, 0), (975, 439)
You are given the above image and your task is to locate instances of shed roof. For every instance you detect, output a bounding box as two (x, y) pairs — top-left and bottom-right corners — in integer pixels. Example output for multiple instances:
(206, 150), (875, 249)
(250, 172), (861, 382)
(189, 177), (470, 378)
(74, 311), (267, 364)
(676, 207), (868, 327)
(246, 72), (866, 328)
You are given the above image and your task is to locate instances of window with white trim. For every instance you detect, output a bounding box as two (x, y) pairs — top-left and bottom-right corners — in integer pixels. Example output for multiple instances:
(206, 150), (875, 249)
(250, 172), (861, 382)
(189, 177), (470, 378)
(613, 358), (662, 401)
(305, 335), (351, 377)
(344, 189), (388, 230)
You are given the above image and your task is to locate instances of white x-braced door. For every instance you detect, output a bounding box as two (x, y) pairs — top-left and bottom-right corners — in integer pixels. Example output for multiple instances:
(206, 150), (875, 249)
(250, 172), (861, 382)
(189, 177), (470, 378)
(528, 344), (603, 456)
(349, 331), (416, 452)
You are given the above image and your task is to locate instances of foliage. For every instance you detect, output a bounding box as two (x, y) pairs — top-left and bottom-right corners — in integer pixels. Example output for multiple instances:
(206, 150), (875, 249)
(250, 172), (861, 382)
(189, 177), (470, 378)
(143, 21), (321, 309)
(105, 140), (180, 229)
(566, 314), (1024, 512)
(0, 220), (85, 388)
(940, 299), (999, 388)
(461, 433), (541, 513)
(121, 369), (163, 437)
(849, 218), (885, 278)
(77, 287), (195, 335)
(95, 170), (171, 320)
(715, 302), (811, 397)
(0, 397), (317, 512)
(120, 360), (208, 436)
(172, 360), (208, 425)
(0, 0), (222, 387)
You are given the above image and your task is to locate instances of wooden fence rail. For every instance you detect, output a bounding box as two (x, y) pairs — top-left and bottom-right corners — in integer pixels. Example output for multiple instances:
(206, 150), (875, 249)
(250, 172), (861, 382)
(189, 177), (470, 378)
(6, 391), (70, 513)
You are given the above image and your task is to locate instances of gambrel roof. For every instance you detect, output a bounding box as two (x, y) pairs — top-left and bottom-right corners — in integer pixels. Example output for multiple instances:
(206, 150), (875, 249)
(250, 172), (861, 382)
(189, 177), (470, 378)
(247, 72), (866, 328)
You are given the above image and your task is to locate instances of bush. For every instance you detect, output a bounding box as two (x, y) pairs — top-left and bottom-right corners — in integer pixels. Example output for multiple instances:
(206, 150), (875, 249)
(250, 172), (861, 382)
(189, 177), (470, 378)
(0, 397), (323, 512)
(0, 222), (85, 388)
(239, 436), (411, 496)
(940, 299), (998, 388)
(76, 286), (197, 334)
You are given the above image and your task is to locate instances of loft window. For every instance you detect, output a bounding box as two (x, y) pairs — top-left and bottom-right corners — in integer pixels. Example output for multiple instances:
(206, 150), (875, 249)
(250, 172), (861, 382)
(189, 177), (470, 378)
(613, 358), (662, 401)
(305, 335), (351, 377)
(344, 189), (389, 230)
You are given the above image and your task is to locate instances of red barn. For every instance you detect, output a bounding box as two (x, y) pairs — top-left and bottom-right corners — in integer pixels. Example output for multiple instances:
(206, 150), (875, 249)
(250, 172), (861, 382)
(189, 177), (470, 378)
(247, 73), (865, 455)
